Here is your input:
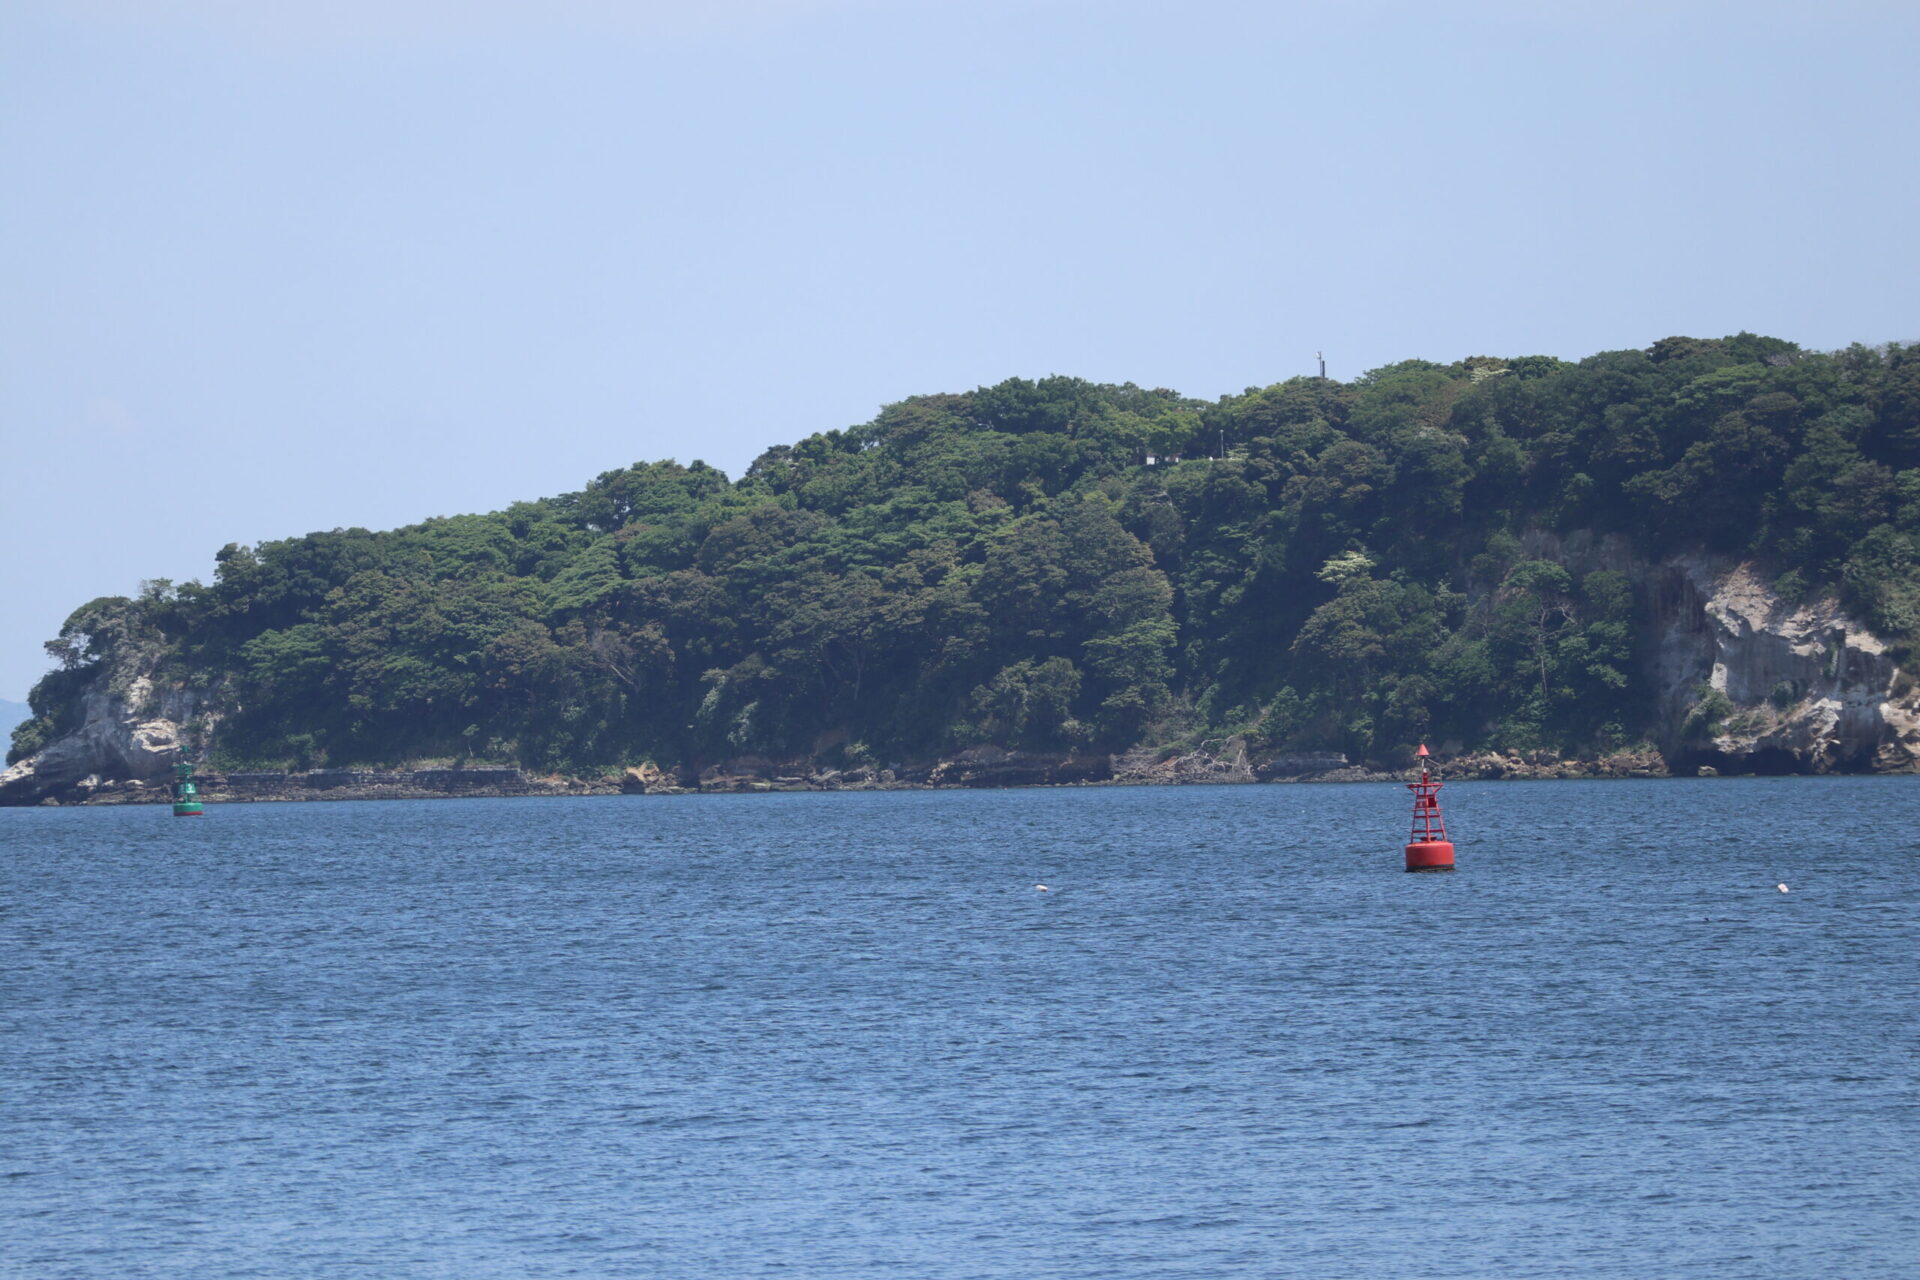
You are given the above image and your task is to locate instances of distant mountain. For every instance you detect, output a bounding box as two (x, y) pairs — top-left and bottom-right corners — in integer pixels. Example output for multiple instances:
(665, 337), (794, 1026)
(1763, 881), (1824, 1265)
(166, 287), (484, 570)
(6, 330), (1920, 803)
(0, 700), (29, 738)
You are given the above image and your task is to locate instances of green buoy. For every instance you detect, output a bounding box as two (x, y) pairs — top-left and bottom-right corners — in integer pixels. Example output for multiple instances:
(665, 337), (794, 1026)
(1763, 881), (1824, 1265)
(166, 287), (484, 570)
(172, 757), (204, 817)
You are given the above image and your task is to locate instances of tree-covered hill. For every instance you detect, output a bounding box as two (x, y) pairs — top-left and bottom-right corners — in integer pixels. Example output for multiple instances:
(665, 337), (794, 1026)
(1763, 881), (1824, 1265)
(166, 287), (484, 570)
(13, 333), (1920, 777)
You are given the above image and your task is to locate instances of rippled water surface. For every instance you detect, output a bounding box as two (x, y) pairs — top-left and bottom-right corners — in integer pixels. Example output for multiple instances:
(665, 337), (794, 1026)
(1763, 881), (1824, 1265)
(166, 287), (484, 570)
(4, 779), (1919, 1278)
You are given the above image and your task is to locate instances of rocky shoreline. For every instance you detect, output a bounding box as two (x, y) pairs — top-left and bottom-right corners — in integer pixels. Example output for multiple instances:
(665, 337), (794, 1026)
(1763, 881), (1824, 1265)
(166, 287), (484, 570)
(25, 742), (1698, 808)
(9, 549), (1919, 809)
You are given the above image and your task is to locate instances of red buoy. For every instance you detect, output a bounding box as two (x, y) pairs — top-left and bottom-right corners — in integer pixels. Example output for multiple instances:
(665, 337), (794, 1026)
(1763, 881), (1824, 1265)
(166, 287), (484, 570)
(1405, 744), (1454, 872)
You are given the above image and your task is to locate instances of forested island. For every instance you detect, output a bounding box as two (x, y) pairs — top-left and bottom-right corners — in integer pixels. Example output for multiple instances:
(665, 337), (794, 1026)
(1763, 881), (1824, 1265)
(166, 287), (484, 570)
(6, 332), (1920, 804)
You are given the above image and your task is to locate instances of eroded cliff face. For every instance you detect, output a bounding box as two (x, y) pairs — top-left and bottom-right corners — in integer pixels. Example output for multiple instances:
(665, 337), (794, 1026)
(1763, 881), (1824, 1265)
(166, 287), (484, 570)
(0, 675), (202, 805)
(1651, 554), (1920, 773)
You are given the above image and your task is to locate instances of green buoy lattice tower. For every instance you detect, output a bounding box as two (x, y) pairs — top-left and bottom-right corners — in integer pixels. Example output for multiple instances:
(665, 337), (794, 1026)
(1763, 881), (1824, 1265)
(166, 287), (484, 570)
(172, 755), (203, 817)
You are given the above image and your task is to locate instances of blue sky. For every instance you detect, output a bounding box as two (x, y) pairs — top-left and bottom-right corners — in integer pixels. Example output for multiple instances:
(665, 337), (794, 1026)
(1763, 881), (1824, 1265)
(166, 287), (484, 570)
(2, 0), (1917, 701)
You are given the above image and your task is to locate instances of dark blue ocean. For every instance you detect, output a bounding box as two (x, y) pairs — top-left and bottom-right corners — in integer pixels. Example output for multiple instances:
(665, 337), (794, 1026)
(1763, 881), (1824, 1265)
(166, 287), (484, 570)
(4, 779), (1918, 1279)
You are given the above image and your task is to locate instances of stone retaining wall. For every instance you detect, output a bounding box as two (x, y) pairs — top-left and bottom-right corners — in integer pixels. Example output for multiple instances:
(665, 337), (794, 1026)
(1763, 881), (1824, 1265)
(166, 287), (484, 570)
(69, 767), (617, 805)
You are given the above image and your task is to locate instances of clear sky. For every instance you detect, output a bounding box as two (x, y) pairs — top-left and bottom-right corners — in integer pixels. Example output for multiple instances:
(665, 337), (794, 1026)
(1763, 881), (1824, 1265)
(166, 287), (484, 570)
(3, 0), (1916, 701)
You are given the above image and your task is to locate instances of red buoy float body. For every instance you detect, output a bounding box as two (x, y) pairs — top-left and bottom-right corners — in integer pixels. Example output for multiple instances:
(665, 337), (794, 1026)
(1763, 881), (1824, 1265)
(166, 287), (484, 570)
(1405, 744), (1454, 872)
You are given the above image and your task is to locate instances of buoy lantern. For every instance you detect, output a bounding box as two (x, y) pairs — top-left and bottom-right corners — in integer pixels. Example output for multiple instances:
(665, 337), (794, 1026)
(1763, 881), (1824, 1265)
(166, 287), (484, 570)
(172, 757), (204, 818)
(1404, 744), (1453, 872)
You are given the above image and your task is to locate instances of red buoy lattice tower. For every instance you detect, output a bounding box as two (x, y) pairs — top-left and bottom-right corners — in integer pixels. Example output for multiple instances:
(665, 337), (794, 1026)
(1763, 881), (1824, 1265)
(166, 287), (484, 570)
(1405, 744), (1454, 872)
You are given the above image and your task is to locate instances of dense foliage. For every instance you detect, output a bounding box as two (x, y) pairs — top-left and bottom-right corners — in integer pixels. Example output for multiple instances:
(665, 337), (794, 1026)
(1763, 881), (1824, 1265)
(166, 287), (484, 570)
(14, 334), (1920, 773)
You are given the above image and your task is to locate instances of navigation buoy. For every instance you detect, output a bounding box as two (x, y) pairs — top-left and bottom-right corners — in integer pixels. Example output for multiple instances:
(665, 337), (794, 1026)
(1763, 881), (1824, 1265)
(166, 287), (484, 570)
(1404, 744), (1453, 872)
(172, 755), (203, 818)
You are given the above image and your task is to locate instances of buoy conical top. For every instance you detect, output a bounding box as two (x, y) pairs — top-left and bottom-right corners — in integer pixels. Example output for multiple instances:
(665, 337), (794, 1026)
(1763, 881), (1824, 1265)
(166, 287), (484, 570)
(1404, 746), (1452, 872)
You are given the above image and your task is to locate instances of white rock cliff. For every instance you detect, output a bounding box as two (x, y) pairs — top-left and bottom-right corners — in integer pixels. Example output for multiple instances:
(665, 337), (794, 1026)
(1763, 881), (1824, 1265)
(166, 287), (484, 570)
(1652, 554), (1919, 772)
(0, 677), (200, 804)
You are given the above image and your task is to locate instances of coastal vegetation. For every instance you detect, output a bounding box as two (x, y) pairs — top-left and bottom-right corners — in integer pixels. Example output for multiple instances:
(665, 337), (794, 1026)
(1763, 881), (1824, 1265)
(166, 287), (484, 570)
(12, 333), (1920, 776)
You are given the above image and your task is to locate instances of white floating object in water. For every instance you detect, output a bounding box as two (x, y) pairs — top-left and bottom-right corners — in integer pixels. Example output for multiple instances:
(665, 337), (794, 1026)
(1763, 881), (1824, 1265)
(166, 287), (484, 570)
(1777, 883), (1789, 893)
(1034, 884), (1049, 892)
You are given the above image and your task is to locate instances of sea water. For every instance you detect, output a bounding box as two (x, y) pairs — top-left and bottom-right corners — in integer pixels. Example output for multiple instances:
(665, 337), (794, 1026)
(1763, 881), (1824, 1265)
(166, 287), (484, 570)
(3, 778), (1918, 1278)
